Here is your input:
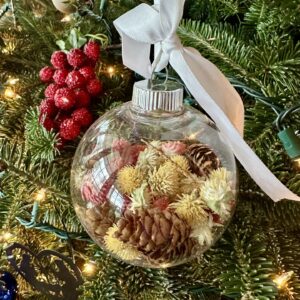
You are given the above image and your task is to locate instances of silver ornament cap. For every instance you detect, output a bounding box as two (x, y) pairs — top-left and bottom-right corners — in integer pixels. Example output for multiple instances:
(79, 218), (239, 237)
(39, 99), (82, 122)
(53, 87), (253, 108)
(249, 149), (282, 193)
(131, 80), (184, 114)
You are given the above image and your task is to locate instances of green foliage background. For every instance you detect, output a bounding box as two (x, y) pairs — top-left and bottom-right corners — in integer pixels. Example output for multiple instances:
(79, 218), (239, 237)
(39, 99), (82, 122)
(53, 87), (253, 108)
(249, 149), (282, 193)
(0, 0), (299, 299)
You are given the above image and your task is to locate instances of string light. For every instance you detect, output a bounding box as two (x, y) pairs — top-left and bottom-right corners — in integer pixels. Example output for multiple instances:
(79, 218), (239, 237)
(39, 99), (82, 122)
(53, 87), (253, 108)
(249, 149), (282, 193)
(293, 157), (300, 170)
(7, 77), (19, 85)
(34, 188), (47, 202)
(61, 15), (72, 22)
(107, 66), (115, 77)
(4, 87), (17, 99)
(0, 231), (13, 242)
(273, 271), (294, 289)
(82, 261), (97, 277)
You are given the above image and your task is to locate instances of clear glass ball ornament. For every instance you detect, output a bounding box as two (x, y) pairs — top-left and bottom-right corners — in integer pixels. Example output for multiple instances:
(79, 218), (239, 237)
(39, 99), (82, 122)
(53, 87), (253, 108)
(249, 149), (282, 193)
(71, 80), (237, 268)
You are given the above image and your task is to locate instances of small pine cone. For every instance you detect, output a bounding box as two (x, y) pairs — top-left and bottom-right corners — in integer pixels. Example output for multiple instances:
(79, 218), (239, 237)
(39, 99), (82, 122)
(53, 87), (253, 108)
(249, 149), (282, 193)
(85, 202), (115, 239)
(114, 208), (196, 263)
(185, 144), (221, 177)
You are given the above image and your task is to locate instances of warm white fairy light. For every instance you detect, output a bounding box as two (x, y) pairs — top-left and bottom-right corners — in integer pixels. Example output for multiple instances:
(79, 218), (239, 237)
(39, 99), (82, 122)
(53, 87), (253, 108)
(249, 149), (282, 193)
(82, 261), (97, 277)
(61, 15), (72, 22)
(107, 66), (115, 77)
(293, 157), (300, 170)
(0, 231), (13, 242)
(7, 77), (19, 85)
(4, 87), (17, 99)
(273, 271), (294, 289)
(35, 188), (47, 202)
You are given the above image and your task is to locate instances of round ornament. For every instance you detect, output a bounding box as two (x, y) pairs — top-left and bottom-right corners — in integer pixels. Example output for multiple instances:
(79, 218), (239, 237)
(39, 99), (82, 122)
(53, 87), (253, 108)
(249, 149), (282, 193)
(71, 80), (237, 268)
(52, 0), (76, 14)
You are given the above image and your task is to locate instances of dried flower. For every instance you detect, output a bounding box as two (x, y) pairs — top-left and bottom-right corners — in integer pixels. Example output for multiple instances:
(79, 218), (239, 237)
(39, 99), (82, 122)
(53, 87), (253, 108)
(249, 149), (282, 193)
(162, 141), (187, 156)
(104, 225), (141, 260)
(136, 148), (165, 174)
(200, 168), (234, 219)
(130, 182), (151, 212)
(112, 139), (131, 153)
(190, 222), (213, 246)
(149, 140), (162, 150)
(180, 173), (204, 195)
(116, 166), (143, 194)
(170, 191), (209, 226)
(170, 155), (189, 172)
(149, 164), (179, 197)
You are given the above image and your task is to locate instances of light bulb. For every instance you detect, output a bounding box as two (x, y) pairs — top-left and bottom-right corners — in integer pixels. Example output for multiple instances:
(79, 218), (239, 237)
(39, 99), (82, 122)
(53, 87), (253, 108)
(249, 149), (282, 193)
(293, 157), (300, 170)
(61, 15), (72, 22)
(1, 232), (13, 242)
(107, 66), (115, 77)
(4, 87), (16, 98)
(35, 188), (46, 202)
(7, 78), (19, 85)
(82, 261), (97, 277)
(273, 271), (294, 289)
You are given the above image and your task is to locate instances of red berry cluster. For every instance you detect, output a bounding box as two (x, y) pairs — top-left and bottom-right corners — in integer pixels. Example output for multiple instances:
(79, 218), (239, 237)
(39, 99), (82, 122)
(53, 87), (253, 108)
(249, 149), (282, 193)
(38, 41), (102, 143)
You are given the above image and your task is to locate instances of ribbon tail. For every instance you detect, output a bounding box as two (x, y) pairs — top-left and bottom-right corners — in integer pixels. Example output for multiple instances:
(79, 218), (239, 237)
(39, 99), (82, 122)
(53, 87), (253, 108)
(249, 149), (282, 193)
(170, 49), (300, 202)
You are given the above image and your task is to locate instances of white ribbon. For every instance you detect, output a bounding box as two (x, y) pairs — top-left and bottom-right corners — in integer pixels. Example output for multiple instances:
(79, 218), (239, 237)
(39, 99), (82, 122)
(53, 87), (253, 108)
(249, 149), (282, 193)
(114, 0), (300, 202)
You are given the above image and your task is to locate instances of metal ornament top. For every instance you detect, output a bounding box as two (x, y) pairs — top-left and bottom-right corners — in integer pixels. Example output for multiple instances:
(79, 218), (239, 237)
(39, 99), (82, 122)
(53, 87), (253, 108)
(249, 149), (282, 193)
(132, 80), (184, 114)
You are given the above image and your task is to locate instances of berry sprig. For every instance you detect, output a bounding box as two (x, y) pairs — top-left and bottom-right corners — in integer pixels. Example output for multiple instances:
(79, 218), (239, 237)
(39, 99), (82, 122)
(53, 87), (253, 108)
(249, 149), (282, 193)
(38, 40), (102, 145)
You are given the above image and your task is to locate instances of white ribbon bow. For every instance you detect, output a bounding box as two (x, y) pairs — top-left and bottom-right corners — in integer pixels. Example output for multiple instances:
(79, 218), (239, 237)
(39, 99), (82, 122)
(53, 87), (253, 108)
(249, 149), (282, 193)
(114, 0), (300, 202)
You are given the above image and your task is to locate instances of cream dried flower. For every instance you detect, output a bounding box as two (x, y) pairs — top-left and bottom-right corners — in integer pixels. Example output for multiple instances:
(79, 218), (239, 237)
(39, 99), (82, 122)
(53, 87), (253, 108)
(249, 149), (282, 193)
(130, 182), (151, 212)
(149, 140), (162, 150)
(169, 155), (190, 172)
(149, 164), (179, 197)
(190, 222), (213, 246)
(136, 148), (165, 174)
(104, 225), (141, 260)
(180, 173), (204, 195)
(116, 166), (143, 195)
(201, 168), (234, 219)
(170, 191), (209, 226)
(209, 167), (231, 182)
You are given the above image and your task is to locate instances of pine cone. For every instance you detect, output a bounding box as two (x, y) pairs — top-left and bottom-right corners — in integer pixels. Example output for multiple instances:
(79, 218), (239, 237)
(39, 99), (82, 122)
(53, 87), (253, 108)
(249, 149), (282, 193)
(114, 208), (195, 263)
(185, 144), (221, 177)
(85, 202), (115, 239)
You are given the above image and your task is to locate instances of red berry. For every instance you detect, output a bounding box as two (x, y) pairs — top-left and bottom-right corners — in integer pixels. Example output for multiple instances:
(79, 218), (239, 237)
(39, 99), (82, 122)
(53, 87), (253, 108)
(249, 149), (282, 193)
(67, 49), (86, 68)
(39, 98), (57, 118)
(65, 70), (86, 89)
(72, 108), (93, 127)
(85, 58), (97, 67)
(53, 69), (68, 86)
(79, 66), (95, 81)
(74, 89), (91, 108)
(54, 88), (76, 110)
(54, 112), (69, 129)
(51, 51), (69, 69)
(44, 83), (59, 99)
(86, 79), (102, 96)
(84, 41), (100, 61)
(59, 118), (81, 140)
(39, 66), (54, 83)
(39, 115), (55, 132)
